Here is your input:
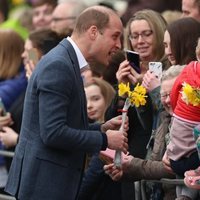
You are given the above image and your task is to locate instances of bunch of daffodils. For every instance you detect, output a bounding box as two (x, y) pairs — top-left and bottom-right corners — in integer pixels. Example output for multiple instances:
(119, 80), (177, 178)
(118, 82), (147, 107)
(181, 82), (200, 106)
(114, 82), (147, 167)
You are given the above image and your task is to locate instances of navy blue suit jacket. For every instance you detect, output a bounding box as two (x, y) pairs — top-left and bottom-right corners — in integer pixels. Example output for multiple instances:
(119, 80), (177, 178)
(5, 39), (104, 200)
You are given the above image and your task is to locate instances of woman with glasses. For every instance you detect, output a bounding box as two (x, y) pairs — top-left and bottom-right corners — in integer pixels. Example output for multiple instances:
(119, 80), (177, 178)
(121, 9), (170, 128)
(125, 9), (169, 74)
(117, 9), (169, 149)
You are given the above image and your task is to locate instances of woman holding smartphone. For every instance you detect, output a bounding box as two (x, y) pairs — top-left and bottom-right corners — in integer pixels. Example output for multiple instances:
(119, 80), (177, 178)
(124, 9), (169, 75)
(118, 9), (168, 138)
(120, 10), (169, 129)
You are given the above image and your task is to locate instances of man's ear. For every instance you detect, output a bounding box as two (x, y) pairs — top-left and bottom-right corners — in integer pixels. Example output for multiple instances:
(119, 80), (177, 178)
(88, 25), (98, 40)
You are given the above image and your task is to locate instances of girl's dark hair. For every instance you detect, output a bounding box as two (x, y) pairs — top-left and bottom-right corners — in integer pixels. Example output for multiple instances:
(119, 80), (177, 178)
(167, 17), (200, 65)
(29, 29), (64, 55)
(31, 0), (57, 8)
(0, 0), (9, 21)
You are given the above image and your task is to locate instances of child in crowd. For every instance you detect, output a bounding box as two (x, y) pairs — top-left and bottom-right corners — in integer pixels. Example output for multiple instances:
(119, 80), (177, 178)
(163, 38), (200, 199)
(84, 77), (116, 123)
(184, 38), (200, 190)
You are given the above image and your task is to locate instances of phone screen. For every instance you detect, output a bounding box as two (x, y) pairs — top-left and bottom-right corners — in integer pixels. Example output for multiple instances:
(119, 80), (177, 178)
(28, 48), (39, 65)
(125, 50), (140, 74)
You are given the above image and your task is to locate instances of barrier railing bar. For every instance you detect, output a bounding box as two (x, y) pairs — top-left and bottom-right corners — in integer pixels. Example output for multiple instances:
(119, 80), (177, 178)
(0, 150), (14, 158)
(0, 194), (16, 200)
(0, 150), (15, 200)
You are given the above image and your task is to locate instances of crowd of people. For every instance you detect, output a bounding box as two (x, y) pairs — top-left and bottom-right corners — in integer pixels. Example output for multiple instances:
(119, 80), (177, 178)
(0, 0), (200, 200)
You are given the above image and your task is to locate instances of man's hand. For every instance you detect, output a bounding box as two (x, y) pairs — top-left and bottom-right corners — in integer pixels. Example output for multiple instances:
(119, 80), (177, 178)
(101, 115), (129, 133)
(106, 129), (128, 154)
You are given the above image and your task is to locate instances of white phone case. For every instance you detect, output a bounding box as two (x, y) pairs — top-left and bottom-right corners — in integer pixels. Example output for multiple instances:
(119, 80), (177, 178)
(149, 62), (162, 80)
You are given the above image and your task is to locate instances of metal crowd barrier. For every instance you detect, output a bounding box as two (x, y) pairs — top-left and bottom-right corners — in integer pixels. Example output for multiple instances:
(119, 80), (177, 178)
(0, 150), (187, 200)
(0, 194), (15, 200)
(139, 178), (184, 200)
(0, 150), (15, 200)
(0, 150), (14, 158)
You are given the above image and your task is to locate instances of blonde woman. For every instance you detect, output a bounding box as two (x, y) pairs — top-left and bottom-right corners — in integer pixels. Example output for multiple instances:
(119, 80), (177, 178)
(0, 29), (26, 110)
(124, 9), (169, 76)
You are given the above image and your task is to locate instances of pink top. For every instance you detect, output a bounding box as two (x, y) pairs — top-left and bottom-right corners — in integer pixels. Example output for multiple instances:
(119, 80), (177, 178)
(167, 115), (199, 161)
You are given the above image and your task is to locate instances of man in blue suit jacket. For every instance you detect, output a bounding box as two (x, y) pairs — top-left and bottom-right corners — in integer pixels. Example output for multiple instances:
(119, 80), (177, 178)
(5, 5), (128, 200)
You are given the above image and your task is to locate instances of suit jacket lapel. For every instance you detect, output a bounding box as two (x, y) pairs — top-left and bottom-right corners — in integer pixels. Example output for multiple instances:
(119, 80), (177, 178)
(60, 39), (88, 128)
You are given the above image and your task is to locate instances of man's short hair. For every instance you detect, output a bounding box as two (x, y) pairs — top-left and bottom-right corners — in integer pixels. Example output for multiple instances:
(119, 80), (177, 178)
(73, 6), (115, 34)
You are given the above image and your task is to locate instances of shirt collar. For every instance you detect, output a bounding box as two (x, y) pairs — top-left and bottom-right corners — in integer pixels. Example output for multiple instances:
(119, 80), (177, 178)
(67, 37), (88, 70)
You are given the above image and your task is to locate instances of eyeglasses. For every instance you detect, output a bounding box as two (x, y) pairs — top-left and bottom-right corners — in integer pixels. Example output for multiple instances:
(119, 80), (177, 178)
(52, 17), (76, 22)
(129, 30), (153, 41)
(160, 92), (170, 99)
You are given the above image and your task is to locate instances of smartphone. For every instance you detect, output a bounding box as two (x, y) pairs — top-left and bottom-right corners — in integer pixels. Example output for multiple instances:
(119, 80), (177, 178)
(125, 50), (140, 74)
(149, 62), (163, 80)
(28, 48), (39, 65)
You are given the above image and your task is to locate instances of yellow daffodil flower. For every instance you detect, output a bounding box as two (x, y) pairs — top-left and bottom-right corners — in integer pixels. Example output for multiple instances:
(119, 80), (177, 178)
(12, 0), (24, 5)
(181, 82), (200, 106)
(118, 82), (130, 97)
(115, 82), (147, 168)
(118, 82), (147, 107)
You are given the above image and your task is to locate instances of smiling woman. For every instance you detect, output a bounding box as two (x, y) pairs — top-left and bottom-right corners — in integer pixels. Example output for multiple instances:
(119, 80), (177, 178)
(164, 17), (200, 66)
(124, 9), (168, 71)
